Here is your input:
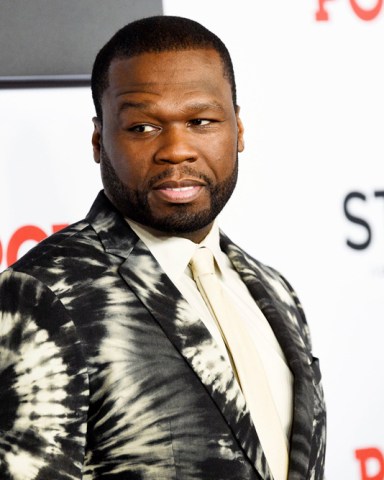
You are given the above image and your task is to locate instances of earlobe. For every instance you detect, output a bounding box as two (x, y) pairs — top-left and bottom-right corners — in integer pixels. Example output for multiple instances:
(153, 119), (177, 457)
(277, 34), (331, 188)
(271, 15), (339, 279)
(92, 117), (102, 164)
(236, 109), (245, 153)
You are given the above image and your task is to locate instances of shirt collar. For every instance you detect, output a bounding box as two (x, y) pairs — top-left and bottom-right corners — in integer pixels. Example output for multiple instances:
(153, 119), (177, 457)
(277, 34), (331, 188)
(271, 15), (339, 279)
(126, 219), (224, 283)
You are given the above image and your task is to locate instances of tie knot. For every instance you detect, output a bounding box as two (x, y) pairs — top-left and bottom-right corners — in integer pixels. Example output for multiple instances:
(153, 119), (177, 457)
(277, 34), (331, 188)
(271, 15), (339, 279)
(190, 247), (215, 280)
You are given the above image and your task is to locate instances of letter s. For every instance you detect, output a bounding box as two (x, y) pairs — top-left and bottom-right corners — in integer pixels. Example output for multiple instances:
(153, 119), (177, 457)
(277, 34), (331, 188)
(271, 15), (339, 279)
(343, 192), (371, 250)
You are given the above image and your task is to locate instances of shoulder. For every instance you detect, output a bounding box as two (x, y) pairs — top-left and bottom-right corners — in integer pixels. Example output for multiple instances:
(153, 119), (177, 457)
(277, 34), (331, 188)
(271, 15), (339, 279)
(8, 191), (124, 279)
(11, 219), (97, 271)
(219, 230), (294, 296)
(6, 216), (113, 297)
(219, 231), (312, 345)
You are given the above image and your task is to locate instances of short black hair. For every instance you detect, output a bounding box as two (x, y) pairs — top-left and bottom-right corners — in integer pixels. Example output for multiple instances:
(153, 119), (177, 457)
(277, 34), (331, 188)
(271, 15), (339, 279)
(91, 15), (237, 121)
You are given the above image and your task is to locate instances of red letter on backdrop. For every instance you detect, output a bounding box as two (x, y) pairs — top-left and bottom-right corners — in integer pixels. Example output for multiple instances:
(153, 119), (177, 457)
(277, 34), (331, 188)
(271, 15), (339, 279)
(52, 224), (68, 233)
(355, 448), (384, 480)
(316, 0), (334, 20)
(5, 224), (68, 267)
(0, 239), (3, 266)
(6, 226), (47, 267)
(350, 0), (383, 20)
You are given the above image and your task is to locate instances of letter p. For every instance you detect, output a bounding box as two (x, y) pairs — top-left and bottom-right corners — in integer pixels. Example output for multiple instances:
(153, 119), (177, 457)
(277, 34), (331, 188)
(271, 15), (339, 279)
(355, 448), (384, 480)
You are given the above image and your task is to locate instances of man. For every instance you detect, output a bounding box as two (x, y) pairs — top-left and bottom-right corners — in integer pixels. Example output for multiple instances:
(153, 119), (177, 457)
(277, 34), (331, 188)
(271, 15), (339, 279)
(0, 16), (325, 480)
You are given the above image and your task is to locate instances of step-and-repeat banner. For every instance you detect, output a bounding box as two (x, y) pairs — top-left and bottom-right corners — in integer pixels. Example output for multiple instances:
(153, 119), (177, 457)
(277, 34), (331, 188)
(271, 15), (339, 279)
(1, 1), (383, 478)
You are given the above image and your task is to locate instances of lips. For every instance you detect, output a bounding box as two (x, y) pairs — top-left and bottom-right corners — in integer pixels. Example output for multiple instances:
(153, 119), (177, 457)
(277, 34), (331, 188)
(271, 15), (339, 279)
(151, 178), (206, 203)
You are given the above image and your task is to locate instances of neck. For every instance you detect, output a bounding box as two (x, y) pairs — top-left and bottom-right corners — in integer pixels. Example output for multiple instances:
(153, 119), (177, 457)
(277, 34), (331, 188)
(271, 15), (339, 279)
(125, 218), (214, 244)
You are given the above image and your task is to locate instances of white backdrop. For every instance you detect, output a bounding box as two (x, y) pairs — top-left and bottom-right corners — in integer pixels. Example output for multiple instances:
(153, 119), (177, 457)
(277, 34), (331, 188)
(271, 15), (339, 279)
(1, 1), (383, 478)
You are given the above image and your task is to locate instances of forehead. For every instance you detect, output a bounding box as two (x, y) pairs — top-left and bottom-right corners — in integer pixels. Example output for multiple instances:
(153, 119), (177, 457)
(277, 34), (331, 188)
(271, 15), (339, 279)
(104, 49), (231, 105)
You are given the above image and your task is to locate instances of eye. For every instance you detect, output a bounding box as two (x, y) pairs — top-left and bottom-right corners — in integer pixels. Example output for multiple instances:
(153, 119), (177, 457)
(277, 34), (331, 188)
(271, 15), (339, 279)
(129, 124), (158, 133)
(189, 118), (212, 127)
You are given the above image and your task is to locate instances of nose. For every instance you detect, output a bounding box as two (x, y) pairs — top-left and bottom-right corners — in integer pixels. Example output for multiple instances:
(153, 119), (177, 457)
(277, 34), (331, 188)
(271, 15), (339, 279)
(154, 125), (198, 164)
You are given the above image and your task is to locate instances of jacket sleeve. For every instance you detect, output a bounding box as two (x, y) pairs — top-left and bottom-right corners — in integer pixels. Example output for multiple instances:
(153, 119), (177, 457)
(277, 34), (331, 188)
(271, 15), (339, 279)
(0, 270), (89, 480)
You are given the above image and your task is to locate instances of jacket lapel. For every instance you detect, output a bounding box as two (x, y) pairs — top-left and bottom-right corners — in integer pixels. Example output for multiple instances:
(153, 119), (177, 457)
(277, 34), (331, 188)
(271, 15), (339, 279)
(86, 193), (271, 479)
(119, 238), (274, 480)
(221, 233), (316, 480)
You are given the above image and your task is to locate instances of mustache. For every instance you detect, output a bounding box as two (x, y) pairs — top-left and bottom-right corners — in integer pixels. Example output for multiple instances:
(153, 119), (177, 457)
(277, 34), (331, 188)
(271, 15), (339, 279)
(147, 167), (213, 189)
(99, 145), (213, 190)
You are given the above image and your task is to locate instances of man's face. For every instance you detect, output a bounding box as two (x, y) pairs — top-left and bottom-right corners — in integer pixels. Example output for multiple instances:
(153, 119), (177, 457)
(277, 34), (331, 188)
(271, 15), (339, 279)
(92, 49), (244, 242)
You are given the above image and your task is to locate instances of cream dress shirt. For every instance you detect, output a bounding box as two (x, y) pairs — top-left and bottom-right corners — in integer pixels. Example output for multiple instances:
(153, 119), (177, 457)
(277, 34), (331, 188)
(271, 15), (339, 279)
(126, 219), (293, 442)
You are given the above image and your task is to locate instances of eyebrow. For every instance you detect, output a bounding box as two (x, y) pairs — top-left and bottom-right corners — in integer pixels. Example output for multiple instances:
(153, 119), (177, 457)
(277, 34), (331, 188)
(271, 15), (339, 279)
(182, 102), (225, 113)
(117, 100), (225, 115)
(118, 101), (151, 112)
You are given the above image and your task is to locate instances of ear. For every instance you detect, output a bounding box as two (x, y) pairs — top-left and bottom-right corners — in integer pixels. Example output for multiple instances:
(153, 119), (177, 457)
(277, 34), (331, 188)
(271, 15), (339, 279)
(92, 117), (102, 164)
(235, 106), (245, 153)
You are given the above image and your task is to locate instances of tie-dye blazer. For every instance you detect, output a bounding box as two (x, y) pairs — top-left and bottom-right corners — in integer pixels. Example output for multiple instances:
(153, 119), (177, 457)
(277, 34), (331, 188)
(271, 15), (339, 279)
(0, 192), (326, 480)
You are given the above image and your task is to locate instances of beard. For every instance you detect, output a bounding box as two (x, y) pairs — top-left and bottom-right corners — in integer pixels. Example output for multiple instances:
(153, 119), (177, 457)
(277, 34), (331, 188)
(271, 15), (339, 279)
(100, 145), (238, 235)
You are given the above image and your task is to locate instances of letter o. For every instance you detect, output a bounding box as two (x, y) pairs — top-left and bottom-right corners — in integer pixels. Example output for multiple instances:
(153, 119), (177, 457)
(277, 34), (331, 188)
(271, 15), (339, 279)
(350, 0), (383, 20)
(7, 225), (47, 267)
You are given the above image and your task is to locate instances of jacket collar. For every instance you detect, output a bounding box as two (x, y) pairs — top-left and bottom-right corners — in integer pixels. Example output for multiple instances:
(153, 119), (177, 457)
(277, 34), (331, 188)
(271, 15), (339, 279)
(86, 191), (139, 257)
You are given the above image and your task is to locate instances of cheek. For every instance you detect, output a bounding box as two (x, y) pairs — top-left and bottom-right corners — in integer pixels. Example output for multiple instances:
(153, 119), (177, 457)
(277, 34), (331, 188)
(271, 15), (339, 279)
(207, 137), (238, 176)
(210, 127), (238, 153)
(114, 162), (147, 189)
(104, 145), (149, 188)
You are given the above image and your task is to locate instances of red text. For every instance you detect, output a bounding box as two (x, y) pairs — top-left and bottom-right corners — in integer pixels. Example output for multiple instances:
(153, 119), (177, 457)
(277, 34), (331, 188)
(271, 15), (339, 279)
(0, 224), (68, 269)
(355, 447), (384, 480)
(316, 0), (383, 21)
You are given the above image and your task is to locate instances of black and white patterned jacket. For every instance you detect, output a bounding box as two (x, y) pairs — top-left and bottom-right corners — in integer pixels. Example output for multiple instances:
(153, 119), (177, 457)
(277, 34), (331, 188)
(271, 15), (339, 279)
(0, 191), (326, 479)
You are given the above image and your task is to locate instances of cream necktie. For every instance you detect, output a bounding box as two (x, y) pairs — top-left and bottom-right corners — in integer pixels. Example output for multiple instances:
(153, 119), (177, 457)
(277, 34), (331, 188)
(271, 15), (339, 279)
(190, 247), (289, 480)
